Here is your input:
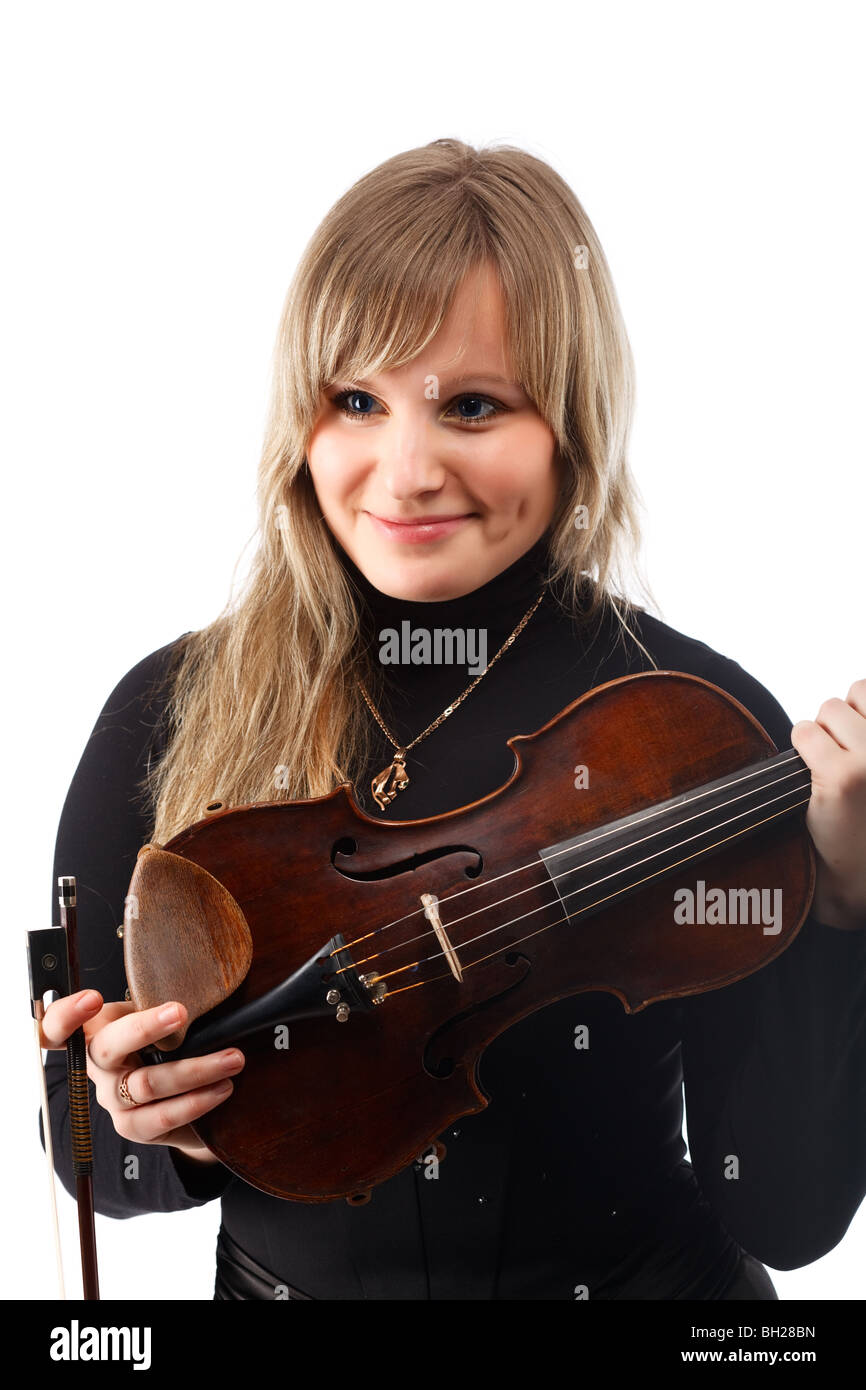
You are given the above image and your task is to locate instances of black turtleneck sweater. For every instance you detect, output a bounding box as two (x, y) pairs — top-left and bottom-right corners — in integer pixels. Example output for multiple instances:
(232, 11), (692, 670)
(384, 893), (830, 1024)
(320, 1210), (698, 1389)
(45, 535), (866, 1299)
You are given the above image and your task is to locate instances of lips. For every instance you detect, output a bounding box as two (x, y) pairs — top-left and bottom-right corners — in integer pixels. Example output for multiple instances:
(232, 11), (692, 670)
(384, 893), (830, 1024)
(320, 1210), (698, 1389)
(364, 512), (475, 544)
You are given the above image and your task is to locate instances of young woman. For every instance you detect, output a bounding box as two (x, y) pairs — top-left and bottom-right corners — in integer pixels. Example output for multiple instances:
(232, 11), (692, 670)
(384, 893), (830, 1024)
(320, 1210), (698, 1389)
(41, 138), (866, 1300)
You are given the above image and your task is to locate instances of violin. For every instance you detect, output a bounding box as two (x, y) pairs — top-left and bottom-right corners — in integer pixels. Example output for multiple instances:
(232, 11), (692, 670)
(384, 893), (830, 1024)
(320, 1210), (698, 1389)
(122, 670), (815, 1203)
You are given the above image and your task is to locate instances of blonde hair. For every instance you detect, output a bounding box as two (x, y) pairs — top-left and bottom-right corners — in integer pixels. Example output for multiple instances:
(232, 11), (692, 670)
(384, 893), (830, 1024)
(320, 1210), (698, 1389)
(144, 137), (651, 846)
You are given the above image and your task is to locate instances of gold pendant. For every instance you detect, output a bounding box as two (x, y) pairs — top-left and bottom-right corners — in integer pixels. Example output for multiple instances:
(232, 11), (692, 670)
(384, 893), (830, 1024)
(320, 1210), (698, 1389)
(372, 750), (409, 809)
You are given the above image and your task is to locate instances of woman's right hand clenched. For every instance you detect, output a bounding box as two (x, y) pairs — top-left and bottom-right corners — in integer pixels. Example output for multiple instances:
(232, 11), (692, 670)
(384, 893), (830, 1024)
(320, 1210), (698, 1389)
(39, 989), (245, 1166)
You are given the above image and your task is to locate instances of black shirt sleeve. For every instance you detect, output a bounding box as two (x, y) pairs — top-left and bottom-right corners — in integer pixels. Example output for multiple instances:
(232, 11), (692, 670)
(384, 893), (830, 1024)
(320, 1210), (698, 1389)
(671, 648), (866, 1269)
(43, 636), (234, 1217)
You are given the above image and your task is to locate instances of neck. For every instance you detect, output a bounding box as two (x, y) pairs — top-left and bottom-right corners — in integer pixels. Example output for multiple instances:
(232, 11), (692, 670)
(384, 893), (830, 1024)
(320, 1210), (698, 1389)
(336, 531), (556, 644)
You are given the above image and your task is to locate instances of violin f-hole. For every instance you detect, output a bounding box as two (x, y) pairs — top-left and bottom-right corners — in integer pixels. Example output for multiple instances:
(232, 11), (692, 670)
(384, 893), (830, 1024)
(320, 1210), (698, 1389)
(331, 839), (483, 881)
(423, 952), (532, 1079)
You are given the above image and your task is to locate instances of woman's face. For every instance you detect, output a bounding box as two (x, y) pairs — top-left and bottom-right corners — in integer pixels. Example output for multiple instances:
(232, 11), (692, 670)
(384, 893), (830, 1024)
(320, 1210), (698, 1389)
(306, 262), (562, 601)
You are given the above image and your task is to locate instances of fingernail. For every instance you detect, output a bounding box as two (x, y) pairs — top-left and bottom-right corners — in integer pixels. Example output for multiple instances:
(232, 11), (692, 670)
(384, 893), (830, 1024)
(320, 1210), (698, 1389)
(76, 991), (100, 1012)
(158, 1004), (181, 1025)
(220, 1050), (243, 1067)
(214, 1079), (233, 1095)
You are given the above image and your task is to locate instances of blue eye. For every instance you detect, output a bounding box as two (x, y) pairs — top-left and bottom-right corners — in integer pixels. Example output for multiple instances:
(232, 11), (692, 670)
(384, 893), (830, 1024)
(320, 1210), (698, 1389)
(329, 389), (503, 427)
(333, 389), (378, 417)
(455, 396), (497, 423)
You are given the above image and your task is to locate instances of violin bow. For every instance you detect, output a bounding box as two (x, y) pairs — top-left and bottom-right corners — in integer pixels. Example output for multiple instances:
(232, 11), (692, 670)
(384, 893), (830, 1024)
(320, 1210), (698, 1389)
(26, 874), (100, 1300)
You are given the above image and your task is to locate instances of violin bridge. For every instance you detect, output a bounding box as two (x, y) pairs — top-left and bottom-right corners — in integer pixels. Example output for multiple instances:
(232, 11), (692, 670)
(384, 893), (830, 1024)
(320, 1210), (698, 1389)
(420, 892), (464, 983)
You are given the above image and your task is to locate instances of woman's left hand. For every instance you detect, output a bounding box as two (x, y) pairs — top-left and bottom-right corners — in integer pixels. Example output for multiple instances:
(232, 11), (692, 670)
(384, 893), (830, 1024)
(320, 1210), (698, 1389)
(791, 678), (866, 930)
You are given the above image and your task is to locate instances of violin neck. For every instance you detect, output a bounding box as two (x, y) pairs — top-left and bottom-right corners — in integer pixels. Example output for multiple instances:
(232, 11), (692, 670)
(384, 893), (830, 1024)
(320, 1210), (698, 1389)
(538, 748), (811, 923)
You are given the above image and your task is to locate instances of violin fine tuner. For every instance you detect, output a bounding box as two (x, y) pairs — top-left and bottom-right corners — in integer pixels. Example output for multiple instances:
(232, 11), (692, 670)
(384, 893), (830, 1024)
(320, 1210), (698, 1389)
(325, 971), (387, 1022)
(360, 972), (388, 1005)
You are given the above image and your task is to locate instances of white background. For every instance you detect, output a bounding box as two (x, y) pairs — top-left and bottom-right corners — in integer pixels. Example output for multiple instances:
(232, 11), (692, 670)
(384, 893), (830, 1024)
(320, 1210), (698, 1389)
(2, 0), (863, 1303)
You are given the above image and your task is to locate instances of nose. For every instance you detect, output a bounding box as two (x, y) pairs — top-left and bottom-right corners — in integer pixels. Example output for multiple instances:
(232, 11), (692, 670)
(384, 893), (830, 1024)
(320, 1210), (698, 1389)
(377, 412), (449, 499)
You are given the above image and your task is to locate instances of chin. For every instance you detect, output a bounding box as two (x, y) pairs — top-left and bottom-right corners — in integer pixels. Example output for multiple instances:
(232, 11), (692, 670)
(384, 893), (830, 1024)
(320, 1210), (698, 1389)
(366, 557), (472, 603)
(382, 576), (461, 603)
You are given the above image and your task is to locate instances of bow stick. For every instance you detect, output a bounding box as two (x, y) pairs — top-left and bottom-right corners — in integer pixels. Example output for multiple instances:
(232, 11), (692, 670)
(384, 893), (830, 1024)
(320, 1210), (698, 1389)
(27, 874), (100, 1300)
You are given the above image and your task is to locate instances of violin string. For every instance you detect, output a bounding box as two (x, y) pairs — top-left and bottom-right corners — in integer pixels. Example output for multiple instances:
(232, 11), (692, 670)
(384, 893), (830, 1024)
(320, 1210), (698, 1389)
(340, 775), (812, 979)
(343, 761), (811, 969)
(335, 761), (811, 967)
(423, 769), (811, 941)
(333, 750), (806, 956)
(380, 793), (814, 997)
(335, 774), (812, 983)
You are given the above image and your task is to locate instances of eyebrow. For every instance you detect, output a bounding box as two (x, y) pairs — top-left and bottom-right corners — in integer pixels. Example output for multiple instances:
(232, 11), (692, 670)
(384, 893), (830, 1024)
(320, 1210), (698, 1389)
(342, 371), (521, 391)
(446, 373), (519, 389)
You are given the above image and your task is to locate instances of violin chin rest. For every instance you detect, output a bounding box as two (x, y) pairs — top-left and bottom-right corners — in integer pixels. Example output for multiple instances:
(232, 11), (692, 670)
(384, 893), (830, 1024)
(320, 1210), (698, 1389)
(122, 844), (254, 1049)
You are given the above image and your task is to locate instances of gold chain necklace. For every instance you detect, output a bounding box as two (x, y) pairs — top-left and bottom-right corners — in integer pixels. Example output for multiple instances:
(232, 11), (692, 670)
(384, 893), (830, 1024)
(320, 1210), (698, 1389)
(359, 587), (547, 810)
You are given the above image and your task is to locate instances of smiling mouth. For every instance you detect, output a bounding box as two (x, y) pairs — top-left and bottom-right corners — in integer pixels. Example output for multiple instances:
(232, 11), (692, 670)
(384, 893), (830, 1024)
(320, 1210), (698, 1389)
(364, 512), (477, 543)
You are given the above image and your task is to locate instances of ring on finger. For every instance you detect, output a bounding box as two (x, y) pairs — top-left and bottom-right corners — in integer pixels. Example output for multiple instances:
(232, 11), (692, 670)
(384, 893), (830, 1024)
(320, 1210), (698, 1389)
(118, 1070), (140, 1108)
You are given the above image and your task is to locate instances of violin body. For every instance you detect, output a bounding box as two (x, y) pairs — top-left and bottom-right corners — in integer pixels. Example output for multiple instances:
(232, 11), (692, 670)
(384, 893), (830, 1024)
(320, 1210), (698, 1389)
(124, 671), (814, 1201)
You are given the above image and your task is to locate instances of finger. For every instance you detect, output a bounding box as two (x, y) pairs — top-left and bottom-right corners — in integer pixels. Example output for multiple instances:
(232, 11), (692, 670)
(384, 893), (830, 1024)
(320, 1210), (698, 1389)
(86, 1001), (189, 1073)
(113, 1077), (237, 1145)
(117, 1049), (245, 1107)
(38, 990), (103, 1049)
(149, 1126), (217, 1156)
(814, 697), (866, 752)
(845, 677), (866, 719)
(791, 713), (854, 783)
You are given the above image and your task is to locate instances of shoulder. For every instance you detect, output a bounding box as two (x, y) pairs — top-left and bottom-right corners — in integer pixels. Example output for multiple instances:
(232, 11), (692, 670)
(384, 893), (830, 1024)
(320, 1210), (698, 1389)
(619, 606), (795, 752)
(100, 631), (193, 714)
(55, 632), (195, 865)
(78, 631), (194, 772)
